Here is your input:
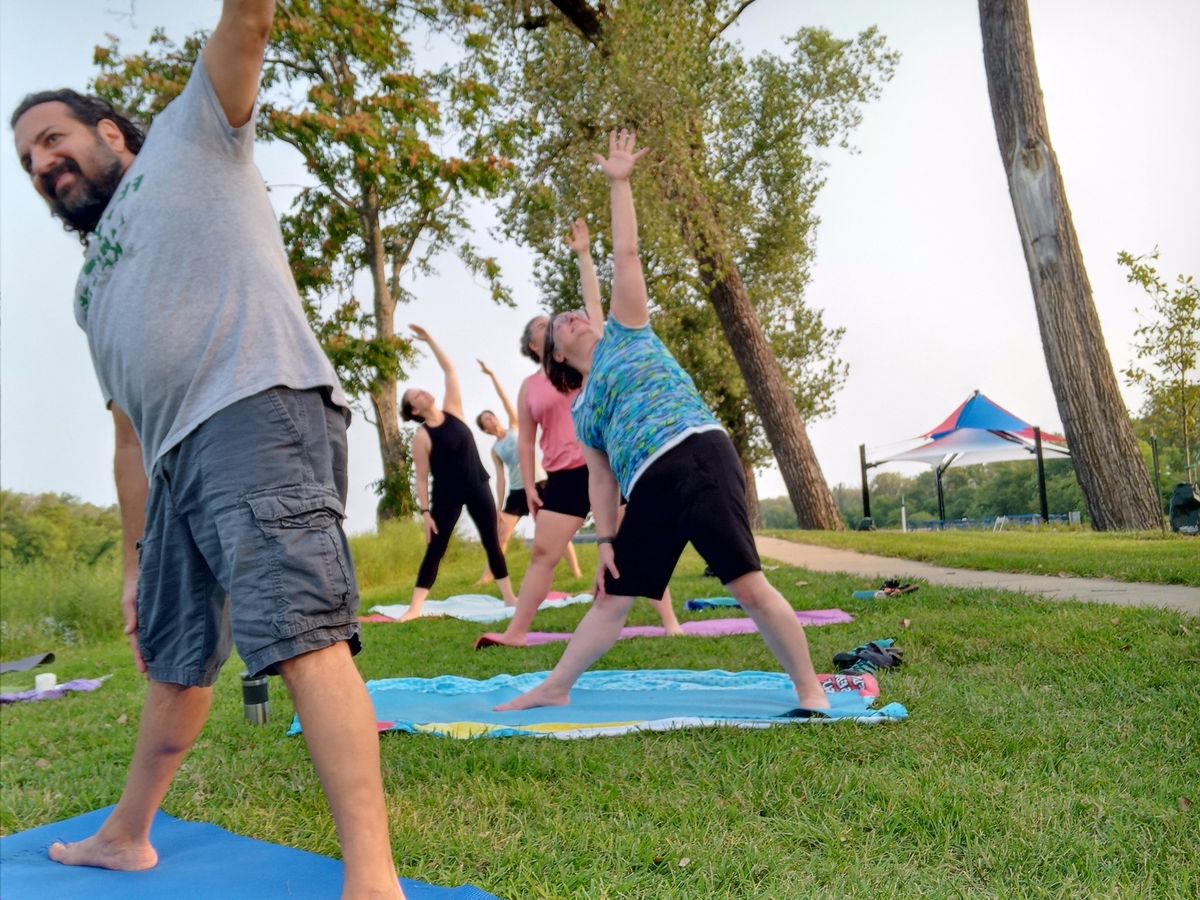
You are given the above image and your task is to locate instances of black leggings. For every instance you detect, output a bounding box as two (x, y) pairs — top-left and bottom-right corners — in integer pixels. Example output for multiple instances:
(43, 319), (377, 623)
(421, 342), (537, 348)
(415, 478), (508, 589)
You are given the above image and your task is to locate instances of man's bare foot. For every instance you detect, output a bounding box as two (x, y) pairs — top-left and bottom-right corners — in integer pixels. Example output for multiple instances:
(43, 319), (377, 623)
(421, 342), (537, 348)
(494, 684), (570, 711)
(49, 832), (158, 871)
(475, 632), (527, 650)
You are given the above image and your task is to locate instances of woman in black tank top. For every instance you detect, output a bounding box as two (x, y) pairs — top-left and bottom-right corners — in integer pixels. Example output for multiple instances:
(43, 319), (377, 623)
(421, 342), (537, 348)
(400, 325), (517, 620)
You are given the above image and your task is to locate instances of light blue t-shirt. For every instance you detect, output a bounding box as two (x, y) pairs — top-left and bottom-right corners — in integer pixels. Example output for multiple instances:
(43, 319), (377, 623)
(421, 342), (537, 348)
(492, 430), (524, 492)
(572, 317), (722, 497)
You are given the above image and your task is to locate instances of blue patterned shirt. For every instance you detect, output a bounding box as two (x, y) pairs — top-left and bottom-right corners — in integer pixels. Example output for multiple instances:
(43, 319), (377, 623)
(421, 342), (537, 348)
(572, 317), (722, 497)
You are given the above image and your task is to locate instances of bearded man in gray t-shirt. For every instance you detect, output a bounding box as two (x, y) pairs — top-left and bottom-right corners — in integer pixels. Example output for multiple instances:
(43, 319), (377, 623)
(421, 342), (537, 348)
(11, 2), (403, 896)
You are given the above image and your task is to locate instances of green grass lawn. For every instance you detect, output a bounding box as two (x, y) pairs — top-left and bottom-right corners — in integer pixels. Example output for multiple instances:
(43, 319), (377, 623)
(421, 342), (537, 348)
(765, 528), (1200, 586)
(2, 523), (1198, 897)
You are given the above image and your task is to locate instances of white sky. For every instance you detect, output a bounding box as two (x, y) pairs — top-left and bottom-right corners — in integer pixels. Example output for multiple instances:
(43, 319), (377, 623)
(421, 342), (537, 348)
(2, 0), (1197, 536)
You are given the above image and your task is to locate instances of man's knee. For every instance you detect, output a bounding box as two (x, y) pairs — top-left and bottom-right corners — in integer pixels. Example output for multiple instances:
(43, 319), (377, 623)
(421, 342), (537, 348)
(275, 641), (349, 685)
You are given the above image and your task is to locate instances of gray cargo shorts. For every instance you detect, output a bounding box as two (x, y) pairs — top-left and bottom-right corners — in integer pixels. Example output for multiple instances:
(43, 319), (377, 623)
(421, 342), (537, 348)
(137, 386), (361, 686)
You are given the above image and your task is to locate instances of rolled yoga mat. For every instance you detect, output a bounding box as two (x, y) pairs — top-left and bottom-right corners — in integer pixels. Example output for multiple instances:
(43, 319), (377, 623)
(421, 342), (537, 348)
(0, 807), (500, 900)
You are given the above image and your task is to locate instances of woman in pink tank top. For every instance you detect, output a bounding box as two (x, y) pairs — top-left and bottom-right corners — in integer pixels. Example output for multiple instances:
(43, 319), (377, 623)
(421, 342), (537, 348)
(476, 219), (681, 649)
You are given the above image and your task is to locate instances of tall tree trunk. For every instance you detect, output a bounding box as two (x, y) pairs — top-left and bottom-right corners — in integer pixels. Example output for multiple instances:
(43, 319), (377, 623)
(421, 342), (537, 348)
(742, 456), (762, 530)
(700, 248), (843, 530)
(363, 190), (413, 522)
(725, 410), (763, 528)
(979, 0), (1159, 531)
(368, 386), (411, 521)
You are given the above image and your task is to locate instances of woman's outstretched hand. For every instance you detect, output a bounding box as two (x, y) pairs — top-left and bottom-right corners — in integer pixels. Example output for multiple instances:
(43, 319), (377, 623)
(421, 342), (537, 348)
(409, 324), (431, 343)
(477, 358), (493, 376)
(565, 217), (591, 255)
(594, 129), (648, 182)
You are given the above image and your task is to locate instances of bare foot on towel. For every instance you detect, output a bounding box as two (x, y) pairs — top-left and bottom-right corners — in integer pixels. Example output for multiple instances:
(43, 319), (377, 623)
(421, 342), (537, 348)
(50, 832), (158, 872)
(475, 632), (526, 650)
(494, 684), (570, 711)
(797, 688), (831, 712)
(665, 625), (686, 637)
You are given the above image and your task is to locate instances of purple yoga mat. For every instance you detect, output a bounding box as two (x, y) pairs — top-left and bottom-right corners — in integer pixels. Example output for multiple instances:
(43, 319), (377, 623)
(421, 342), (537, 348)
(1, 677), (105, 704)
(523, 608), (853, 646)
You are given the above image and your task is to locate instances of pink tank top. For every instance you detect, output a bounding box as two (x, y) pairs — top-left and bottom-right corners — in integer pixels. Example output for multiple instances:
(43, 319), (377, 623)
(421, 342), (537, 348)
(524, 371), (585, 472)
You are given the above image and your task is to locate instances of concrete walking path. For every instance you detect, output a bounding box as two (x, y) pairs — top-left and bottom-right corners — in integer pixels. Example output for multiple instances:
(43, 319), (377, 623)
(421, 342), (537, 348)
(755, 536), (1200, 617)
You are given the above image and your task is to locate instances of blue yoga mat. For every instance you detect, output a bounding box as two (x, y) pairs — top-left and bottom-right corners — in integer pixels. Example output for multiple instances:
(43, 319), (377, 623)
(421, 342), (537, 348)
(290, 670), (908, 739)
(0, 807), (500, 900)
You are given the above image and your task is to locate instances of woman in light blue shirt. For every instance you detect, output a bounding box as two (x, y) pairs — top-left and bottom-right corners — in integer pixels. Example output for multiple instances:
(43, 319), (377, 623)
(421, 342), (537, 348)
(475, 359), (582, 584)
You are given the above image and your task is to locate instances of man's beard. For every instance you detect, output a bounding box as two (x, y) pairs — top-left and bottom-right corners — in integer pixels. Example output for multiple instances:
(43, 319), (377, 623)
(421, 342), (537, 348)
(41, 143), (126, 236)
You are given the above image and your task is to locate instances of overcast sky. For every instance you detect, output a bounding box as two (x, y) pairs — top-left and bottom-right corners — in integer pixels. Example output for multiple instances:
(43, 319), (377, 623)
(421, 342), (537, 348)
(2, 0), (1197, 535)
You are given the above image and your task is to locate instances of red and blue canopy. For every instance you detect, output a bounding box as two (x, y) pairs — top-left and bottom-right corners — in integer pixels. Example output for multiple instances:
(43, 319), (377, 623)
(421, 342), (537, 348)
(871, 391), (1068, 469)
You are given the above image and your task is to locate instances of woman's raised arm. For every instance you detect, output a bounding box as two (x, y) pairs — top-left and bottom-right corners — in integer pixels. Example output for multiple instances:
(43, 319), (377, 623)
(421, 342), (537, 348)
(411, 324), (462, 417)
(595, 130), (650, 329)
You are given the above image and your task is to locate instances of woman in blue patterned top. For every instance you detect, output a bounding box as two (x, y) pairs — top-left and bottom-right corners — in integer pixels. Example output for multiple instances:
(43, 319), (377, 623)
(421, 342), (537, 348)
(497, 130), (830, 714)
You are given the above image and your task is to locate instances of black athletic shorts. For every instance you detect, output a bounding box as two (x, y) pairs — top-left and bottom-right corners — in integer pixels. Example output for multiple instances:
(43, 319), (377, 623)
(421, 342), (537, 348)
(539, 465), (590, 518)
(607, 430), (760, 600)
(502, 488), (530, 518)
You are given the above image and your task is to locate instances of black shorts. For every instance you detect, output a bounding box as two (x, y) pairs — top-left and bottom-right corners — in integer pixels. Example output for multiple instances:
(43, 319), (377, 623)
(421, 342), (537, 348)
(502, 489), (529, 518)
(539, 465), (590, 518)
(607, 430), (760, 600)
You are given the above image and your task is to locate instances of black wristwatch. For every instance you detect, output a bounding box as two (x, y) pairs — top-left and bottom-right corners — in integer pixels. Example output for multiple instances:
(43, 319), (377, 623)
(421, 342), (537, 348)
(596, 536), (615, 545)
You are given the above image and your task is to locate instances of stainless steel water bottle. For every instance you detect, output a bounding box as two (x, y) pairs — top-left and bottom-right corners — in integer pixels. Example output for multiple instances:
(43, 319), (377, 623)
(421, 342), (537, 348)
(241, 671), (269, 725)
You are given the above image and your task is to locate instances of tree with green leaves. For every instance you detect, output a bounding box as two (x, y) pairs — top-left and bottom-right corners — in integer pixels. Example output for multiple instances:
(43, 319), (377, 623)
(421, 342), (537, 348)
(92, 0), (517, 521)
(978, 0), (1160, 530)
(493, 0), (895, 529)
(1118, 249), (1199, 483)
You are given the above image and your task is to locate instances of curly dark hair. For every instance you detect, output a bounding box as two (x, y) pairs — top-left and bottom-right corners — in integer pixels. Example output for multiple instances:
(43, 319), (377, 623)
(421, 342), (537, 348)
(475, 409), (495, 430)
(11, 90), (145, 155)
(541, 313), (584, 394)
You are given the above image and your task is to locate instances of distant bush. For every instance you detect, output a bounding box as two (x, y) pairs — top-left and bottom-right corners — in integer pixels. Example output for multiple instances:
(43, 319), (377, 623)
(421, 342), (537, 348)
(0, 490), (121, 567)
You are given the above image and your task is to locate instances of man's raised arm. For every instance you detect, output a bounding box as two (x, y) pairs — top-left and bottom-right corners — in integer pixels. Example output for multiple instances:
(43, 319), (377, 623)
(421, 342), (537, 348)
(204, 0), (276, 127)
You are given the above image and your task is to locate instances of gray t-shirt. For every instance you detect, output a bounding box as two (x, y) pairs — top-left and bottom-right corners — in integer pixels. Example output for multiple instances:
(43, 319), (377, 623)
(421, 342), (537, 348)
(73, 58), (347, 474)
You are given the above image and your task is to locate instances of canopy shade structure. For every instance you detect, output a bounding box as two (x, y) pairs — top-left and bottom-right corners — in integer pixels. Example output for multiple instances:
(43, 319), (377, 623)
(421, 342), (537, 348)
(860, 391), (1070, 524)
(883, 426), (1071, 468)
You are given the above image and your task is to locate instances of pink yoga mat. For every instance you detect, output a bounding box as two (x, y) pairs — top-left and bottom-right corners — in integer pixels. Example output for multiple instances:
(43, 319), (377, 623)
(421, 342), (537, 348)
(523, 608), (853, 646)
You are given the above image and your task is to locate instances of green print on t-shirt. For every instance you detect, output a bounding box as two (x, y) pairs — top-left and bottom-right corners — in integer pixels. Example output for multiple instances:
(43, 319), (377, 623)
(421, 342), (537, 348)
(76, 174), (144, 311)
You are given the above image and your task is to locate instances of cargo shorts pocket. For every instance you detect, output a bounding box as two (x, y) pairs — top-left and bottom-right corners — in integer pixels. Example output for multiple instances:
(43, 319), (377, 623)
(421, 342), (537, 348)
(244, 485), (356, 639)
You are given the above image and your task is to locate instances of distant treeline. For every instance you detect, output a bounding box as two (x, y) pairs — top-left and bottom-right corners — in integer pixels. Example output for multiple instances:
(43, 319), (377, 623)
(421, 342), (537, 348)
(1, 491), (121, 567)
(761, 459), (1087, 530)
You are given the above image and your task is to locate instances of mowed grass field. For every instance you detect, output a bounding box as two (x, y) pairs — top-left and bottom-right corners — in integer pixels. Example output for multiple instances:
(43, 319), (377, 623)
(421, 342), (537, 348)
(2, 523), (1197, 898)
(766, 528), (1200, 586)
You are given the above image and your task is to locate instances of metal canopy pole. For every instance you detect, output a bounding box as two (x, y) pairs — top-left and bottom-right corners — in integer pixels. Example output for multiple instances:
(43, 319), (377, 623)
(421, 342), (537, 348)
(1034, 426), (1049, 523)
(935, 454), (957, 524)
(859, 444), (872, 520)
